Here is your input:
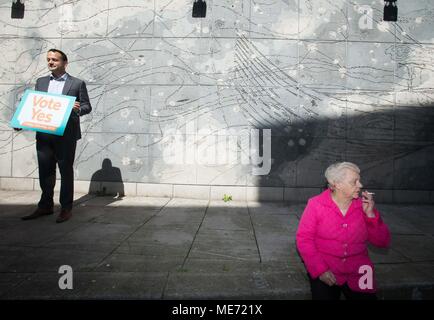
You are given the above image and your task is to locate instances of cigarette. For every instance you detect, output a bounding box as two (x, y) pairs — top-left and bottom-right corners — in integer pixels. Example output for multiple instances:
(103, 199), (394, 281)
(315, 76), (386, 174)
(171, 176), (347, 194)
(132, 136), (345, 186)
(366, 192), (375, 195)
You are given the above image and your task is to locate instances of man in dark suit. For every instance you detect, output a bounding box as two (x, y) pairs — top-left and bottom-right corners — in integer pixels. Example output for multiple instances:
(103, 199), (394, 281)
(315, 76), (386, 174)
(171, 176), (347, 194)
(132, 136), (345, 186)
(21, 49), (92, 223)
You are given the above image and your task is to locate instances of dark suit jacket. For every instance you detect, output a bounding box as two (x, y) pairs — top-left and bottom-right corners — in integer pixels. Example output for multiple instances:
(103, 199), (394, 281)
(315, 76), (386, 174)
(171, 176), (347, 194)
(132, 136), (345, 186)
(35, 74), (92, 140)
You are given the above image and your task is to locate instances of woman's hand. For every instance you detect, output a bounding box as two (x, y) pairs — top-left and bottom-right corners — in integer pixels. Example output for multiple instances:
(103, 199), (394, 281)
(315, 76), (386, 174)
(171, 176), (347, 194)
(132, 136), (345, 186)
(319, 271), (336, 286)
(362, 191), (375, 218)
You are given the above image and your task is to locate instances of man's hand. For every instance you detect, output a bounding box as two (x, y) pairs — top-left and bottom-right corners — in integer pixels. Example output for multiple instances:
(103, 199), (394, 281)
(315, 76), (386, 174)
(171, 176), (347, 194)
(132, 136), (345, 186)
(73, 101), (80, 113)
(319, 271), (337, 286)
(362, 191), (375, 218)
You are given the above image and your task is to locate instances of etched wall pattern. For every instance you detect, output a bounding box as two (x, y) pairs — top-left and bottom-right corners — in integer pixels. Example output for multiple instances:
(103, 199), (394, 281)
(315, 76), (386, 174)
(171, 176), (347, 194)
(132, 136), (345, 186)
(0, 0), (433, 193)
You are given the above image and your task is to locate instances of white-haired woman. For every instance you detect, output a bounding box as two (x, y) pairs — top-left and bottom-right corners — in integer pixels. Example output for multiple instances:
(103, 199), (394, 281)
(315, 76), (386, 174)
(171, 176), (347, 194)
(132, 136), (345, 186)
(296, 162), (390, 300)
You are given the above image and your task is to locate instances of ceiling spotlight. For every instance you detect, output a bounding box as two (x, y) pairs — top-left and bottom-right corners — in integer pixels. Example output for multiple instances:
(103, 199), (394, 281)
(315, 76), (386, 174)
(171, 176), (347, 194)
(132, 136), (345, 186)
(383, 0), (398, 22)
(192, 0), (207, 18)
(11, 0), (25, 19)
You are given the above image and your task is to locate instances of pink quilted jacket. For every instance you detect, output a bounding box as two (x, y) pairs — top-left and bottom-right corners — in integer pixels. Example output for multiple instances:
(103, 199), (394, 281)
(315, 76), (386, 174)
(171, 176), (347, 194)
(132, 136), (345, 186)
(296, 189), (390, 293)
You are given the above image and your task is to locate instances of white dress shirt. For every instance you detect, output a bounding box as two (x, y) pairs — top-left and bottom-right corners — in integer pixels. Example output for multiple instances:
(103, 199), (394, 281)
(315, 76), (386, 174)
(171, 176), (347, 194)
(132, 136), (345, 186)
(47, 73), (68, 94)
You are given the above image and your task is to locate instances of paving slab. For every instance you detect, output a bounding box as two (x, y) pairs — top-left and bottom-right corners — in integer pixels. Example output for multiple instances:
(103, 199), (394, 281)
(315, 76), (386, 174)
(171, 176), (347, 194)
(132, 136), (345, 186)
(208, 201), (249, 215)
(189, 229), (260, 261)
(65, 206), (115, 223)
(0, 190), (433, 299)
(286, 204), (309, 219)
(105, 196), (171, 208)
(1, 247), (107, 273)
(164, 198), (209, 208)
(76, 195), (169, 209)
(115, 242), (192, 258)
(255, 232), (299, 262)
(377, 263), (434, 285)
(42, 223), (136, 254)
(91, 207), (158, 226)
(251, 213), (300, 233)
(115, 225), (196, 257)
(0, 204), (35, 219)
(144, 211), (204, 228)
(378, 212), (426, 235)
(0, 191), (89, 206)
(379, 205), (434, 235)
(127, 225), (197, 246)
(0, 191), (43, 205)
(247, 202), (295, 215)
(164, 270), (310, 299)
(0, 218), (83, 247)
(201, 212), (252, 231)
(1, 273), (70, 300)
(0, 273), (31, 297)
(0, 191), (33, 202)
(94, 253), (184, 273)
(70, 272), (168, 299)
(390, 235), (434, 261)
(181, 259), (305, 275)
(368, 245), (412, 264)
(0, 246), (29, 272)
(2, 272), (168, 300)
(74, 203), (160, 225)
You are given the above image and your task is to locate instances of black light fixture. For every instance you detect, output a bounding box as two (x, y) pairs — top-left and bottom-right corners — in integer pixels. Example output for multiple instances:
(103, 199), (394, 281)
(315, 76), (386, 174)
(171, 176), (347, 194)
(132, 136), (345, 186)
(11, 0), (25, 19)
(192, 0), (207, 18)
(383, 0), (398, 22)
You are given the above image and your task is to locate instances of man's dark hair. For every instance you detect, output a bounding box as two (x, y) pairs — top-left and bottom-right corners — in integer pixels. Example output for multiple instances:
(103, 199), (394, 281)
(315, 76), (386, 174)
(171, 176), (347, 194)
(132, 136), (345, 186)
(47, 48), (68, 62)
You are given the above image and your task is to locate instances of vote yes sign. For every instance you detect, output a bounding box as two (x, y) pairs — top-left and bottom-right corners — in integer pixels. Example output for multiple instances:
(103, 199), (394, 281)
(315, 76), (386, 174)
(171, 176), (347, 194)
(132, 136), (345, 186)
(10, 90), (75, 136)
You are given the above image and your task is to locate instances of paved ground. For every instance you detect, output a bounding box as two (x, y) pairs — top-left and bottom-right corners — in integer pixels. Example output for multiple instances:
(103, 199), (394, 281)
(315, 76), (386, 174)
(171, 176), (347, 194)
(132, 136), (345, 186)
(0, 190), (433, 300)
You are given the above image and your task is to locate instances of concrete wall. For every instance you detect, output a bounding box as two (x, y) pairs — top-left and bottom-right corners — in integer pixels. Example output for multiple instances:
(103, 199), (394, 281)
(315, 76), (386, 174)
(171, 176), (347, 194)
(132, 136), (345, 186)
(1, 0), (433, 202)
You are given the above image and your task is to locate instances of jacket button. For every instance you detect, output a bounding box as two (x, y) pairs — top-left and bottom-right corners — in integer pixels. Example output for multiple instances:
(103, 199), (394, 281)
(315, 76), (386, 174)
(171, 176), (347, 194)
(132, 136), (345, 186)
(342, 223), (348, 228)
(343, 243), (348, 248)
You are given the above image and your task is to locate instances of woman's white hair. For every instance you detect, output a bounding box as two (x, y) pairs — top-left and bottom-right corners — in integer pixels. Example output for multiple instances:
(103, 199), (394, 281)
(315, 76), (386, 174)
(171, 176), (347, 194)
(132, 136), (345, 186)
(325, 162), (360, 189)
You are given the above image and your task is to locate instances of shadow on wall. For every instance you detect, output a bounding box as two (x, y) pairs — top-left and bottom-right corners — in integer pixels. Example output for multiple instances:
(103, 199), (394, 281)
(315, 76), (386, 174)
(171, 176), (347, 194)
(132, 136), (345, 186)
(73, 158), (125, 206)
(254, 104), (434, 192)
(88, 158), (125, 198)
(72, 105), (434, 199)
